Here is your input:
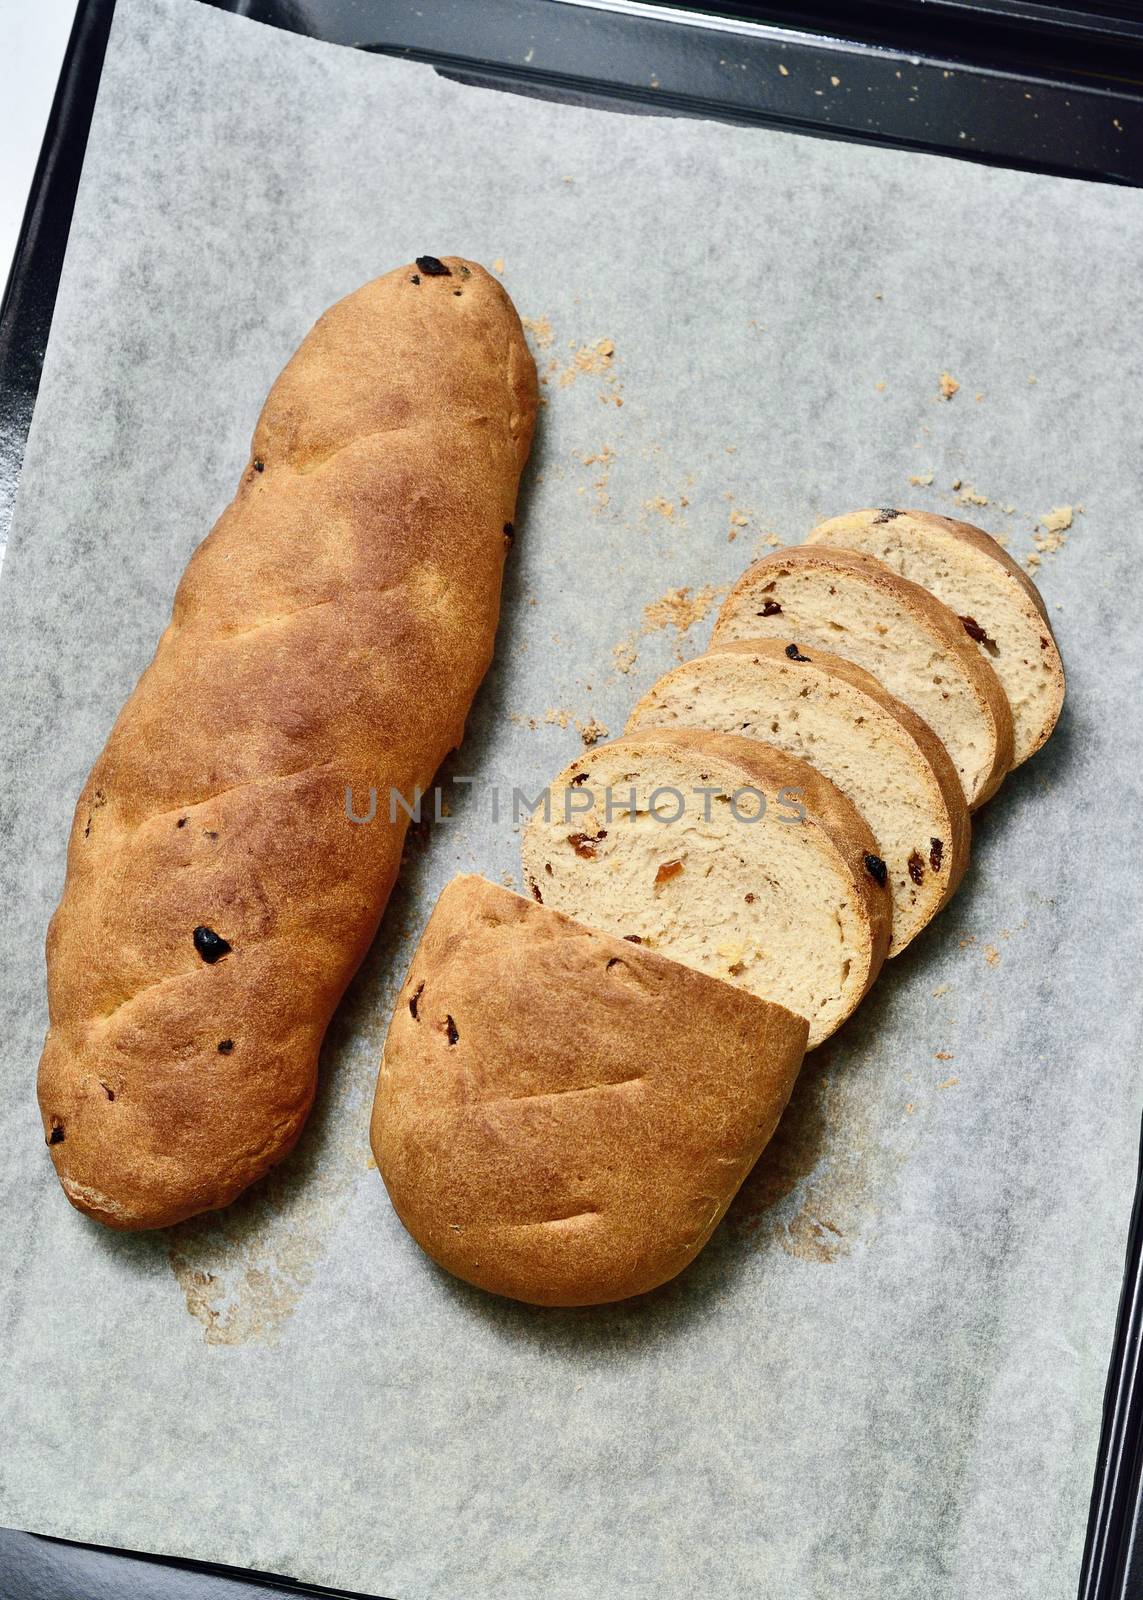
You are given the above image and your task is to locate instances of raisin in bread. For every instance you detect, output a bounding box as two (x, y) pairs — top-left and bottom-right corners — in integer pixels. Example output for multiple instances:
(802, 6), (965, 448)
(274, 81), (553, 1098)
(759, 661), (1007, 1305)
(372, 876), (808, 1306)
(626, 639), (970, 957)
(522, 730), (891, 1049)
(805, 508), (1064, 767)
(710, 546), (1013, 808)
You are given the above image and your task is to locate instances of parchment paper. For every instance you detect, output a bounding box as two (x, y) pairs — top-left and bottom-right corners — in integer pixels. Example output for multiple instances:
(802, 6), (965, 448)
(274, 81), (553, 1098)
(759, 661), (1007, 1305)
(2, 1), (1141, 1595)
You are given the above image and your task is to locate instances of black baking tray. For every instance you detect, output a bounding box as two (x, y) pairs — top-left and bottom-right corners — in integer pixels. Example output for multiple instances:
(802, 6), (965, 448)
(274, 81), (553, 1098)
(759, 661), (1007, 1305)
(1, 2), (1141, 1597)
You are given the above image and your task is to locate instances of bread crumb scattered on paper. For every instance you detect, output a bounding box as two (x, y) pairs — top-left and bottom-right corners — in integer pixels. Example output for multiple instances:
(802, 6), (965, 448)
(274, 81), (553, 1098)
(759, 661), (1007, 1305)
(938, 1077), (960, 1090)
(544, 707), (571, 729)
(938, 371), (961, 401)
(984, 944), (1001, 967)
(613, 638), (638, 675)
(643, 496), (676, 520)
(642, 584), (727, 636)
(578, 717), (608, 746)
(521, 314), (554, 349)
(908, 472), (934, 487)
(875, 380), (887, 392)
(935, 1051), (954, 1062)
(932, 983), (950, 998)
(492, 257), (505, 274)
(955, 484), (989, 507)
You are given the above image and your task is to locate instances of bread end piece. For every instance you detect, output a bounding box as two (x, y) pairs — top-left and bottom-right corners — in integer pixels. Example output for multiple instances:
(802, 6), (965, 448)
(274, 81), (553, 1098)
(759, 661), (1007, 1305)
(372, 876), (808, 1306)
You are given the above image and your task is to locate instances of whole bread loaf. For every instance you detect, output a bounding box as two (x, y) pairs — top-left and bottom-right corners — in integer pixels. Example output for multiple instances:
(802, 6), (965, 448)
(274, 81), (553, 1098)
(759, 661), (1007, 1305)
(38, 258), (538, 1229)
(372, 876), (808, 1306)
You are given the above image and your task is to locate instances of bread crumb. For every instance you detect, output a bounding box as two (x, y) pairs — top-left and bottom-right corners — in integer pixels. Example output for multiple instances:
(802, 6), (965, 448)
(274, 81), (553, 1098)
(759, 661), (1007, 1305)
(729, 510), (749, 527)
(642, 584), (727, 636)
(875, 380), (887, 392)
(955, 485), (989, 507)
(613, 638), (638, 674)
(1024, 551), (1042, 573)
(778, 63), (789, 75)
(500, 870), (516, 888)
(938, 1077), (959, 1090)
(492, 257), (505, 274)
(555, 337), (617, 387)
(935, 1051), (954, 1061)
(577, 717), (608, 746)
(905, 1102), (915, 1115)
(831, 74), (841, 86)
(544, 707), (571, 729)
(521, 315), (554, 350)
(984, 944), (1000, 967)
(643, 496), (676, 520)
(938, 371), (961, 401)
(1039, 504), (1073, 536)
(959, 934), (977, 948)
(931, 983), (950, 998)
(908, 472), (934, 487)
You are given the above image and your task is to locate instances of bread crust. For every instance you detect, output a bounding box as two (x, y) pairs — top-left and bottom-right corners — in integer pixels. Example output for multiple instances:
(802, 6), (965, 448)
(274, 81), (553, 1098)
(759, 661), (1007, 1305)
(806, 507), (1065, 765)
(711, 546), (1014, 807)
(627, 638), (971, 955)
(372, 876), (808, 1306)
(38, 259), (538, 1230)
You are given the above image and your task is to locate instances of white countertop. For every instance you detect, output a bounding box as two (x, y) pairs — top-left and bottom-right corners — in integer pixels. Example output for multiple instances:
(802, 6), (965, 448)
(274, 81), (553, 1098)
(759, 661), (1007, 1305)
(0, 0), (79, 293)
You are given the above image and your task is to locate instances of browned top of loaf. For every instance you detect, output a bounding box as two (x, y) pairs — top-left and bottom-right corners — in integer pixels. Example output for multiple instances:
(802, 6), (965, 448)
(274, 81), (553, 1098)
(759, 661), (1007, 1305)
(713, 545), (1014, 804)
(372, 876), (808, 1306)
(39, 259), (538, 1230)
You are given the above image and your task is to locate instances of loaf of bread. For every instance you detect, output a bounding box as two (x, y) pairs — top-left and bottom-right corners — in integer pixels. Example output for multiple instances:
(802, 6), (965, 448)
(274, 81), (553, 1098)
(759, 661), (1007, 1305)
(626, 639), (970, 957)
(711, 547), (1013, 808)
(372, 876), (808, 1306)
(805, 508), (1064, 767)
(38, 258), (538, 1229)
(522, 729), (891, 1048)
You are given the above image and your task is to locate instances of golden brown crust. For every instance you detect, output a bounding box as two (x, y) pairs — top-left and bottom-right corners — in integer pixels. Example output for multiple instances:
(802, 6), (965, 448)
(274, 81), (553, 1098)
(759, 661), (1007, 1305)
(38, 259), (538, 1230)
(629, 638), (971, 950)
(712, 546), (1015, 807)
(806, 508), (1065, 765)
(371, 876), (808, 1306)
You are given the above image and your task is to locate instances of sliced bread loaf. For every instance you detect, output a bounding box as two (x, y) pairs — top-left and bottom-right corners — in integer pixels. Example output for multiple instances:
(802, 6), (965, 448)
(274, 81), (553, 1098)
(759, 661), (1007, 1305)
(521, 729), (891, 1048)
(372, 875), (808, 1306)
(805, 507), (1064, 767)
(710, 546), (1013, 808)
(626, 639), (970, 957)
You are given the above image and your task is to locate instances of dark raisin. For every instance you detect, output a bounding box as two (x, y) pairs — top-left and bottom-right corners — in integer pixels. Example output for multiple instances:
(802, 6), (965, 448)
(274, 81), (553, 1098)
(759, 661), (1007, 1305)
(873, 507), (901, 523)
(452, 289), (463, 297)
(84, 816), (92, 838)
(193, 926), (232, 963)
(786, 644), (811, 662)
(1040, 636), (1050, 649)
(503, 521), (515, 546)
(571, 772), (589, 786)
(409, 981), (424, 1021)
(217, 1040), (234, 1055)
(864, 853), (888, 887)
(252, 458), (265, 474)
(409, 273), (421, 285)
(100, 1082), (116, 1100)
(624, 934), (643, 944)
(531, 883), (543, 903)
(908, 851), (925, 885)
(544, 862), (553, 875)
(930, 837), (944, 872)
(48, 1122), (65, 1145)
(445, 1015), (459, 1045)
(606, 957), (622, 971)
(760, 599), (783, 617)
(416, 256), (451, 277)
(959, 615), (999, 655)
(176, 817), (187, 828)
(568, 831), (606, 860)
(745, 893), (755, 904)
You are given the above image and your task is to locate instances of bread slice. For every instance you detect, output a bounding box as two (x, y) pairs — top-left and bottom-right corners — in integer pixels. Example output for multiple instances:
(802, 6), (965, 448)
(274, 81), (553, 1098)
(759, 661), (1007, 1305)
(521, 729), (891, 1049)
(710, 547), (1013, 808)
(805, 507), (1064, 767)
(626, 639), (970, 957)
(372, 876), (808, 1306)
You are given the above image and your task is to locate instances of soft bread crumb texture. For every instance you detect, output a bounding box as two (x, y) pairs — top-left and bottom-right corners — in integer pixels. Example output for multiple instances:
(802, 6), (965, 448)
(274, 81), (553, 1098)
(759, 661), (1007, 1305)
(806, 509), (1064, 767)
(627, 639), (970, 957)
(522, 729), (891, 1050)
(372, 876), (808, 1306)
(38, 258), (538, 1230)
(711, 545), (1013, 808)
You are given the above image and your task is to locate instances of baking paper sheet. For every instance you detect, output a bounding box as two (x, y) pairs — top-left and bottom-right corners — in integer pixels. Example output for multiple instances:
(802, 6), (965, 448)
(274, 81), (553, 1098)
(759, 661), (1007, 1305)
(2, 1), (1141, 1594)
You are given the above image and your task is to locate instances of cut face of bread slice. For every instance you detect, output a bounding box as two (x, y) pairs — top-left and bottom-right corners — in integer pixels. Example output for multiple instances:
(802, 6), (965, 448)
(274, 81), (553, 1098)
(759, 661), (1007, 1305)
(522, 729), (892, 1049)
(627, 639), (970, 957)
(805, 508), (1064, 767)
(372, 876), (808, 1307)
(711, 546), (1013, 808)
